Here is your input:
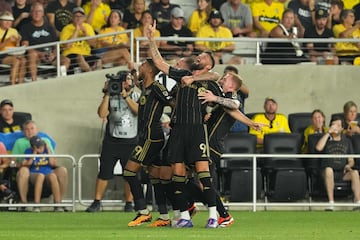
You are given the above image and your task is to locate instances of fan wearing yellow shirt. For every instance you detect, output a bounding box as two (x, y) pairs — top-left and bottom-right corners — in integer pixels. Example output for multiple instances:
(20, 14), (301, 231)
(249, 97), (291, 148)
(252, 0), (285, 37)
(188, 0), (212, 36)
(60, 7), (100, 73)
(97, 10), (133, 69)
(195, 10), (240, 64)
(83, 0), (111, 33)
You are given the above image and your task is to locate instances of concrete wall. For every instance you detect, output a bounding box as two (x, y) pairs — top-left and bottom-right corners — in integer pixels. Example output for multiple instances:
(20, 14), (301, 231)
(1, 65), (359, 200)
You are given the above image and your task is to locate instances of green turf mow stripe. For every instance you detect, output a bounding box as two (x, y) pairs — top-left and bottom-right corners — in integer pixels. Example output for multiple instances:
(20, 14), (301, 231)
(1, 211), (359, 240)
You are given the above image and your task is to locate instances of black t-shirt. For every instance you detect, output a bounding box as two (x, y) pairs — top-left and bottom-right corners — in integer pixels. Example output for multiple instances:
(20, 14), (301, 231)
(0, 115), (26, 133)
(168, 66), (224, 125)
(138, 81), (171, 140)
(122, 9), (141, 29)
(46, 0), (77, 32)
(321, 135), (354, 170)
(20, 21), (58, 49)
(304, 26), (334, 52)
(148, 3), (180, 31)
(12, 4), (31, 31)
(160, 24), (193, 48)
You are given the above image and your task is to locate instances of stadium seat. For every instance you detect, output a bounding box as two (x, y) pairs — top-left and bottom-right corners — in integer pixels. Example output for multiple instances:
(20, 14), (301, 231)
(263, 133), (307, 202)
(330, 112), (360, 124)
(351, 134), (360, 170)
(222, 132), (263, 202)
(307, 134), (352, 200)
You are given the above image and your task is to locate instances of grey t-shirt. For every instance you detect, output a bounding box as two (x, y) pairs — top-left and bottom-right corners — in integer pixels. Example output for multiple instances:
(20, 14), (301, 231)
(220, 2), (253, 31)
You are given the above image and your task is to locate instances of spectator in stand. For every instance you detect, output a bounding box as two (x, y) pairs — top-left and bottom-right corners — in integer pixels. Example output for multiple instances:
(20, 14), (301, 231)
(212, 0), (227, 10)
(249, 97), (291, 149)
(251, 0), (285, 37)
(12, 0), (31, 31)
(315, 116), (360, 211)
(97, 10), (133, 69)
(122, 0), (147, 29)
(82, 0), (111, 33)
(220, 0), (256, 37)
(149, 0), (180, 31)
(159, 7), (193, 61)
(133, 10), (161, 60)
(0, 0), (11, 13)
(342, 0), (360, 10)
(60, 7), (100, 73)
(108, 0), (131, 13)
(46, 0), (77, 36)
(304, 9), (339, 65)
(288, 0), (314, 37)
(20, 2), (70, 81)
(188, 0), (212, 36)
(332, 9), (360, 64)
(0, 99), (26, 133)
(327, 0), (343, 29)
(21, 136), (63, 212)
(301, 109), (328, 153)
(0, 141), (16, 201)
(223, 66), (250, 133)
(12, 120), (68, 211)
(0, 11), (26, 85)
(261, 8), (307, 64)
(195, 10), (239, 64)
(342, 100), (360, 137)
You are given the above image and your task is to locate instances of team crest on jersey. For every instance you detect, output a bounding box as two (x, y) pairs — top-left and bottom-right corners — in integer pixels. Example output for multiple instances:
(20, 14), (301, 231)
(198, 87), (207, 94)
(140, 96), (146, 105)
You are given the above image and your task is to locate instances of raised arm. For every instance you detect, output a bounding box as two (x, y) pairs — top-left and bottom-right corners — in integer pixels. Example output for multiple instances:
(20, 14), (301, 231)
(144, 21), (171, 75)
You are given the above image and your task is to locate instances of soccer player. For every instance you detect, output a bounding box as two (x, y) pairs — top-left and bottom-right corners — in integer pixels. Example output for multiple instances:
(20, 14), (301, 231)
(123, 58), (172, 227)
(145, 21), (239, 228)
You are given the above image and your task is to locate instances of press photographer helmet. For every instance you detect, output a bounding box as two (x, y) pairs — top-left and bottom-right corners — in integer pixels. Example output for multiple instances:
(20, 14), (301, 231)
(105, 71), (132, 96)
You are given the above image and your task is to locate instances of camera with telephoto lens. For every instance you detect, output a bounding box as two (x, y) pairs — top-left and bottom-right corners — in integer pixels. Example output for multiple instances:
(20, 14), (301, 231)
(105, 71), (130, 96)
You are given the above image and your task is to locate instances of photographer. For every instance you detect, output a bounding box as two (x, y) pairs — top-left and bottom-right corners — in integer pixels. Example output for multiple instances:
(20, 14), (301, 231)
(86, 70), (140, 213)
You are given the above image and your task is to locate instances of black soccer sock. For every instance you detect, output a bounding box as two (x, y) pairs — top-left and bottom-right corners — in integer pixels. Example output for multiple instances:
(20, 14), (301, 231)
(216, 193), (229, 218)
(151, 178), (168, 215)
(160, 179), (177, 210)
(172, 175), (188, 212)
(198, 171), (216, 207)
(123, 169), (146, 211)
(185, 177), (206, 206)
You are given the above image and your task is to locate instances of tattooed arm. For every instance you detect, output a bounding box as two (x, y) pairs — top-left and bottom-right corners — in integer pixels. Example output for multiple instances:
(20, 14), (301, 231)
(198, 90), (240, 110)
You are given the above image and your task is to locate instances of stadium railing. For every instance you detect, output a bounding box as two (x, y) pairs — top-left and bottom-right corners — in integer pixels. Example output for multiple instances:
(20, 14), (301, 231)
(0, 154), (77, 212)
(1, 33), (360, 84)
(221, 153), (360, 212)
(77, 154), (125, 208)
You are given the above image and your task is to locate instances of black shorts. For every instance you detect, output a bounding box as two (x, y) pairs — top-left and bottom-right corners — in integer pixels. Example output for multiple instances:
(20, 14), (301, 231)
(129, 138), (164, 166)
(98, 137), (136, 180)
(167, 124), (210, 166)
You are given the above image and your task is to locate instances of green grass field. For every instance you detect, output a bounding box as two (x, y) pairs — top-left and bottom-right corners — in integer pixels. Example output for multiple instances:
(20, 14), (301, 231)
(1, 211), (359, 240)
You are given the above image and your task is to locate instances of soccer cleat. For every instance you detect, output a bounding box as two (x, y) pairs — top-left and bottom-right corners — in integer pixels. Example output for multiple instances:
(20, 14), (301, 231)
(128, 213), (152, 227)
(174, 218), (193, 228)
(188, 204), (197, 218)
(205, 218), (218, 228)
(85, 201), (101, 213)
(54, 207), (65, 212)
(33, 207), (41, 213)
(218, 215), (234, 228)
(148, 218), (171, 227)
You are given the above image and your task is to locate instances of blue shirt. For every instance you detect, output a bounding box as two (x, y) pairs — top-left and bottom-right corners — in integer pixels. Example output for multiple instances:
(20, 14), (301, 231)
(24, 148), (52, 175)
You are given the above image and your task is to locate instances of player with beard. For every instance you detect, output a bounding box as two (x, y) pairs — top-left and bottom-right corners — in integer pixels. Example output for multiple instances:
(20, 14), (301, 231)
(123, 58), (172, 227)
(145, 21), (240, 228)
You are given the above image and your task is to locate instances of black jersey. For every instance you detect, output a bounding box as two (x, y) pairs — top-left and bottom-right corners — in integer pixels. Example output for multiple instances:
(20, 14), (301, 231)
(168, 66), (224, 125)
(138, 81), (171, 140)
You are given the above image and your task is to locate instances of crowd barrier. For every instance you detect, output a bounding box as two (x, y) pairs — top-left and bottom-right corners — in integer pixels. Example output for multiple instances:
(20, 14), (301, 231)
(221, 153), (360, 212)
(0, 154), (77, 212)
(1, 31), (359, 84)
(1, 153), (359, 212)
